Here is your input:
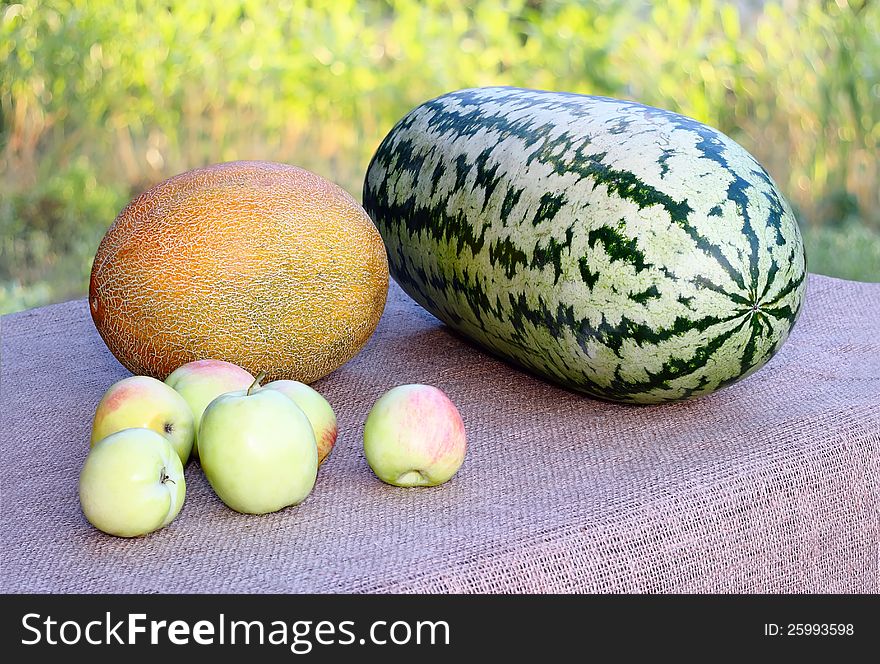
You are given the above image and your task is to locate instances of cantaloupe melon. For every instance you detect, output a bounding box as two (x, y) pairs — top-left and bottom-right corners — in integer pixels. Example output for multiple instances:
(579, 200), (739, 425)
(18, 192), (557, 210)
(89, 160), (389, 383)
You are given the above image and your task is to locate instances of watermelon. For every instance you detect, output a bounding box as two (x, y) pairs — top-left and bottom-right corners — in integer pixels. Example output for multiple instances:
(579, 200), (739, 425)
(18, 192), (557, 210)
(363, 87), (807, 404)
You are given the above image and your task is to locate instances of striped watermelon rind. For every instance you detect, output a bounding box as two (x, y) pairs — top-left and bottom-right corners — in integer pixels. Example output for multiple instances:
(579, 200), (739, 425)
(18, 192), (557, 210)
(363, 87), (807, 404)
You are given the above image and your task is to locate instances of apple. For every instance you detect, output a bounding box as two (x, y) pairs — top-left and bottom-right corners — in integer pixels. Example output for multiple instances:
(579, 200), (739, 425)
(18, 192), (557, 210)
(260, 380), (337, 465)
(164, 359), (254, 459)
(198, 373), (318, 514)
(363, 384), (466, 487)
(91, 375), (195, 464)
(79, 428), (186, 537)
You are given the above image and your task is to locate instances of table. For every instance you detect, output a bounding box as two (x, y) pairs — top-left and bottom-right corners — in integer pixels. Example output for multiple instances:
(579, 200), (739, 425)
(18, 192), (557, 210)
(2, 275), (878, 592)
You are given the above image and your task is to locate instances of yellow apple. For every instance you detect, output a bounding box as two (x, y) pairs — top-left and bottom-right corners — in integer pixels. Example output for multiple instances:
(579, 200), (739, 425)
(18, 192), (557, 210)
(79, 428), (186, 537)
(259, 380), (337, 465)
(199, 374), (318, 514)
(91, 375), (195, 464)
(363, 384), (466, 487)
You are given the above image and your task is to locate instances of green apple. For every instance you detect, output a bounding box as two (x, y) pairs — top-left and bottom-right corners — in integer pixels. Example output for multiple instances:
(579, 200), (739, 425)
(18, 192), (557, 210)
(164, 359), (254, 459)
(260, 380), (337, 465)
(79, 428), (186, 538)
(363, 384), (467, 487)
(91, 375), (195, 464)
(198, 373), (318, 514)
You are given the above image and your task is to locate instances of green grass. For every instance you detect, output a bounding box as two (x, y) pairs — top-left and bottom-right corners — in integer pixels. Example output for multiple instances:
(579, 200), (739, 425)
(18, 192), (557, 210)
(801, 223), (880, 283)
(1, 0), (878, 314)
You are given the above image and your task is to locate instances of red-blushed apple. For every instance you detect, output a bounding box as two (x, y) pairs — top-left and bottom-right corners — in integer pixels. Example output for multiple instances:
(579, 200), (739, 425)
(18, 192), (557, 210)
(164, 359), (254, 459)
(90, 375), (195, 464)
(79, 428), (186, 537)
(259, 380), (337, 465)
(198, 373), (318, 514)
(363, 384), (466, 487)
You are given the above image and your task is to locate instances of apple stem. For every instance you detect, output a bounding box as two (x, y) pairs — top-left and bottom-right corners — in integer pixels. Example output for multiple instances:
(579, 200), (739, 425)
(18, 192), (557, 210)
(160, 468), (175, 485)
(247, 371), (267, 396)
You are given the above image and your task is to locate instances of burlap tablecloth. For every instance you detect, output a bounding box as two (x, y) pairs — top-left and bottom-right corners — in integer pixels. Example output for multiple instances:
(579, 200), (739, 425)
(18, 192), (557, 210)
(1, 274), (878, 593)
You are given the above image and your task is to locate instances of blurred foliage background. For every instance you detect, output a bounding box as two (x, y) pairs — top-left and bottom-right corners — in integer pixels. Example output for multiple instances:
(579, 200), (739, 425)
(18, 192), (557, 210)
(2, 0), (879, 313)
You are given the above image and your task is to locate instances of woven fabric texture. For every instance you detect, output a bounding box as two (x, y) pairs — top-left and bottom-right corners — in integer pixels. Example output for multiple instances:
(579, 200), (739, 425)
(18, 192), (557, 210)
(1, 274), (878, 593)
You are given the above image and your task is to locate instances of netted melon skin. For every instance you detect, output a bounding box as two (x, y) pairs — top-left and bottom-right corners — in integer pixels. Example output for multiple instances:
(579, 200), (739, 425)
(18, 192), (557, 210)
(90, 160), (389, 383)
